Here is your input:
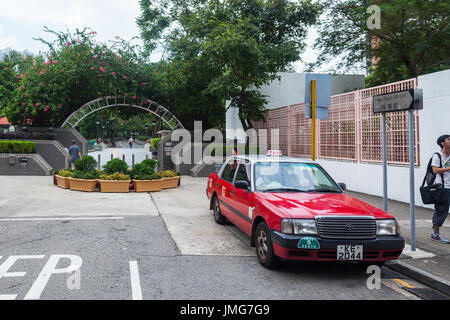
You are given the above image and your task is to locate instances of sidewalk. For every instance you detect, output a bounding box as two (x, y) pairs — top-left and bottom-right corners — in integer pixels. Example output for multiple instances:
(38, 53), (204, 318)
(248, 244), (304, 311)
(347, 190), (450, 295)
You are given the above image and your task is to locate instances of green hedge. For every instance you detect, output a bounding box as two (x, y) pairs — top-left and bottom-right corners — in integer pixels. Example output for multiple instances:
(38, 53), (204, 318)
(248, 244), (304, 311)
(0, 141), (35, 154)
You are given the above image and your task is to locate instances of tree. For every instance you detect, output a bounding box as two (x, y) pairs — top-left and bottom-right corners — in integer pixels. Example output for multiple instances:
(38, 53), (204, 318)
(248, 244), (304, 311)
(4, 27), (162, 127)
(310, 0), (450, 86)
(137, 0), (321, 131)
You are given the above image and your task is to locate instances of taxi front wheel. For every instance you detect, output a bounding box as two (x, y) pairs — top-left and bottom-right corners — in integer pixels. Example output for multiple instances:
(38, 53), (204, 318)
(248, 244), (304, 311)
(255, 222), (281, 270)
(213, 196), (227, 225)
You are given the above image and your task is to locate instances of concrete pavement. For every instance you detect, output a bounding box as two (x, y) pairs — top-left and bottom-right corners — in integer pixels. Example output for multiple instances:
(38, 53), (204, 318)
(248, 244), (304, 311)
(347, 190), (450, 296)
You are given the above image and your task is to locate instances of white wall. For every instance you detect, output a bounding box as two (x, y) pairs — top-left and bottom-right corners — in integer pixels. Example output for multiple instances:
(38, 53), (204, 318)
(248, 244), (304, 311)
(313, 69), (450, 209)
(226, 72), (365, 142)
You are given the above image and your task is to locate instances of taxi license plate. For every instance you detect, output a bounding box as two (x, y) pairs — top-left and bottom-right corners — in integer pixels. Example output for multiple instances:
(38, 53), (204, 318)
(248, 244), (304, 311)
(337, 245), (363, 260)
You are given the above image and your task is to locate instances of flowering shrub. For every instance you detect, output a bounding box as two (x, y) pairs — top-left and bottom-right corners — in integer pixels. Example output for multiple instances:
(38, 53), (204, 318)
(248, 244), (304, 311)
(4, 27), (158, 127)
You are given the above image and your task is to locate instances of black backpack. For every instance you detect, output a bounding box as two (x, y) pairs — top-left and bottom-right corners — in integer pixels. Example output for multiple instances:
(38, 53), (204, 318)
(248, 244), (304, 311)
(420, 153), (447, 205)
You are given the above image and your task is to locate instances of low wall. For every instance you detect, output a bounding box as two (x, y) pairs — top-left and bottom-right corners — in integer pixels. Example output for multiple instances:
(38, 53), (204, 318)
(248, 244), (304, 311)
(0, 154), (52, 176)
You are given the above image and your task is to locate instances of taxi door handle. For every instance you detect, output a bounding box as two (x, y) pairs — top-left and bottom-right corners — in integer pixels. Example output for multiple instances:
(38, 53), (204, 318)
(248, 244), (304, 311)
(230, 190), (234, 196)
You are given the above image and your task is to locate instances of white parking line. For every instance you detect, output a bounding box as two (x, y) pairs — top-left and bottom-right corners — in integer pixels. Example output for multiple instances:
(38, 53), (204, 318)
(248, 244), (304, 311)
(129, 261), (143, 300)
(0, 217), (124, 222)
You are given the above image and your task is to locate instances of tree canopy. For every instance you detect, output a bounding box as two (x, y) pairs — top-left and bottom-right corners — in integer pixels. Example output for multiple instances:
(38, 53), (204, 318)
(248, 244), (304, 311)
(137, 0), (321, 130)
(310, 0), (450, 86)
(3, 27), (166, 127)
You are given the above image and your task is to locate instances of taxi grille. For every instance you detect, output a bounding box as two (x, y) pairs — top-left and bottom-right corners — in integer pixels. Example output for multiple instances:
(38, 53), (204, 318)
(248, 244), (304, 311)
(316, 216), (377, 240)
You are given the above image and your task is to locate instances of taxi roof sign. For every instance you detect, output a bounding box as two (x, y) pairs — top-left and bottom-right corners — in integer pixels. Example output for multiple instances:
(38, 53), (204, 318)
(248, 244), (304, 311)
(267, 150), (282, 156)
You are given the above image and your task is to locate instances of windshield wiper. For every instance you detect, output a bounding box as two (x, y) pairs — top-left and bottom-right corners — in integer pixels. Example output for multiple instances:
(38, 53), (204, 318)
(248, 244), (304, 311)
(262, 188), (306, 193)
(303, 188), (341, 193)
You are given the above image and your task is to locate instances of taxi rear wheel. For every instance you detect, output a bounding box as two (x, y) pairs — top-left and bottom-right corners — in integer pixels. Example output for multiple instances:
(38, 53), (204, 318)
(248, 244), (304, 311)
(255, 222), (281, 269)
(213, 196), (227, 225)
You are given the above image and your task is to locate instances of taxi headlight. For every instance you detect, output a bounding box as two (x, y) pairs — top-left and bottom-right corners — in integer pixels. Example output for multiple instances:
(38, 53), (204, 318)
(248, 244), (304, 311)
(281, 219), (318, 235)
(376, 219), (400, 236)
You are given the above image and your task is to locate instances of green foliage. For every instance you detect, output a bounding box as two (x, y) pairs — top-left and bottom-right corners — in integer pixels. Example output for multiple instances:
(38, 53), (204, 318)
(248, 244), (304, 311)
(0, 141), (35, 154)
(132, 173), (161, 180)
(71, 170), (99, 179)
(74, 155), (97, 172)
(100, 172), (131, 180)
(311, 0), (450, 84)
(156, 170), (178, 178)
(137, 0), (320, 130)
(57, 169), (72, 177)
(151, 138), (161, 150)
(4, 27), (164, 127)
(103, 158), (129, 174)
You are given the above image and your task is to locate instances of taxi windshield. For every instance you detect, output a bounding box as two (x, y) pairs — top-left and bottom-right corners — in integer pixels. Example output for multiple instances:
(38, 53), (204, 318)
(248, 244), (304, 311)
(254, 162), (342, 193)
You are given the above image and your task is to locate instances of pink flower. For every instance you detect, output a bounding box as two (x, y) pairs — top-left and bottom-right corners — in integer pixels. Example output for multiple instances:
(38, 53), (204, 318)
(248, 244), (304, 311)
(67, 42), (72, 46)
(19, 74), (24, 78)
(76, 39), (81, 43)
(111, 72), (116, 75)
(25, 93), (28, 96)
(35, 103), (40, 107)
(21, 103), (25, 106)
(52, 60), (57, 64)
(45, 61), (50, 65)
(92, 31), (97, 35)
(132, 96), (137, 100)
(90, 67), (95, 70)
(99, 67), (105, 73)
(3, 67), (7, 70)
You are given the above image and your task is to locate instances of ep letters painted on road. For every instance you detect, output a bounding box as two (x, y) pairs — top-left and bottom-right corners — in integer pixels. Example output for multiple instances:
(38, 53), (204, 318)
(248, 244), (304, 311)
(0, 255), (82, 300)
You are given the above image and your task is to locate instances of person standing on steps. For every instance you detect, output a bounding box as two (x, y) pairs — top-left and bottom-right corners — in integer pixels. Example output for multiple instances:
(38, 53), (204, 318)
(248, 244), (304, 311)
(431, 134), (450, 244)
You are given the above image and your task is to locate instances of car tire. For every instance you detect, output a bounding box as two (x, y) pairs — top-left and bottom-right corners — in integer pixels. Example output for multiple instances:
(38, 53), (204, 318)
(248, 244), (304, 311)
(213, 195), (227, 225)
(255, 222), (281, 270)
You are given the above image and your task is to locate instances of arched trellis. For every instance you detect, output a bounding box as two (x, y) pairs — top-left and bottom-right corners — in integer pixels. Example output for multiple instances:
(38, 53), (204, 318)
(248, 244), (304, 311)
(60, 96), (184, 130)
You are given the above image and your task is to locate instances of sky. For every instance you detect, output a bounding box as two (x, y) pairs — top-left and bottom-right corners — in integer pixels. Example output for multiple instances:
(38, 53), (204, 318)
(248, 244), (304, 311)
(0, 0), (351, 74)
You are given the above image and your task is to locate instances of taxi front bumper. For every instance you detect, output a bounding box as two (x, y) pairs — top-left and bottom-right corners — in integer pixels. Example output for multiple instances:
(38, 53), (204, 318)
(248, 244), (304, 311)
(271, 230), (405, 262)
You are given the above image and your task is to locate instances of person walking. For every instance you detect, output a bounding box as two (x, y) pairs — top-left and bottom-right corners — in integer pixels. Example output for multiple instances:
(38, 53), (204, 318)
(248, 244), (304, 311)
(128, 137), (134, 149)
(431, 134), (450, 243)
(68, 140), (82, 169)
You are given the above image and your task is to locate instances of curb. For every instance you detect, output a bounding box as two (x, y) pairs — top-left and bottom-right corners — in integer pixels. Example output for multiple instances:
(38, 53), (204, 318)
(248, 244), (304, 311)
(386, 260), (450, 297)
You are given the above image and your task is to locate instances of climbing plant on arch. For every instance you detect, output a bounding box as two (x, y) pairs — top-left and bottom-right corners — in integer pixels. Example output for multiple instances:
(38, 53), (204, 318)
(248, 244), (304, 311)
(61, 95), (184, 130)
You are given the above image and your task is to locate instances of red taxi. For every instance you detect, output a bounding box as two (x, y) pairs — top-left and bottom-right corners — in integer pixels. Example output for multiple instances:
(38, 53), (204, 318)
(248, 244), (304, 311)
(206, 153), (405, 269)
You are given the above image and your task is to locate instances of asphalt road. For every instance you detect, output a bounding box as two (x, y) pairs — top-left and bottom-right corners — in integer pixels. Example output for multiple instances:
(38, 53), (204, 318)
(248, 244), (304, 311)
(0, 176), (429, 300)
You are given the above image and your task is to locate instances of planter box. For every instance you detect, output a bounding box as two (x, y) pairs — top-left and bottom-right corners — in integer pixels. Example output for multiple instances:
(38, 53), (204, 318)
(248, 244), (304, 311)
(99, 180), (131, 193)
(69, 178), (97, 192)
(55, 175), (70, 189)
(161, 176), (181, 189)
(133, 179), (163, 192)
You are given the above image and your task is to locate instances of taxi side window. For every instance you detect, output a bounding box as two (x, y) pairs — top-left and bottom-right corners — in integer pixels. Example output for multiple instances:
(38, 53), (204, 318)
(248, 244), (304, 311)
(235, 164), (251, 184)
(221, 160), (238, 183)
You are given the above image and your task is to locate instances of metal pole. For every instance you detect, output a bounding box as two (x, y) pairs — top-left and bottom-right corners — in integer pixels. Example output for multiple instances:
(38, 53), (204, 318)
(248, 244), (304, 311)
(98, 154), (101, 170)
(382, 113), (388, 212)
(311, 80), (317, 161)
(409, 110), (416, 251)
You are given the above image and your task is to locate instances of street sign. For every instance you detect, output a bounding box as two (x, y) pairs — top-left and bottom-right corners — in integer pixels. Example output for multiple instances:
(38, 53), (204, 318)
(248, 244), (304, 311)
(305, 74), (331, 120)
(373, 89), (423, 114)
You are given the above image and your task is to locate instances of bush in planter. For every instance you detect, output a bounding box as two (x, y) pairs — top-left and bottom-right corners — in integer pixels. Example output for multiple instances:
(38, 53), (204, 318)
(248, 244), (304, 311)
(102, 158), (129, 174)
(100, 172), (131, 180)
(74, 156), (97, 172)
(71, 170), (99, 180)
(156, 170), (179, 178)
(140, 159), (159, 171)
(57, 169), (72, 177)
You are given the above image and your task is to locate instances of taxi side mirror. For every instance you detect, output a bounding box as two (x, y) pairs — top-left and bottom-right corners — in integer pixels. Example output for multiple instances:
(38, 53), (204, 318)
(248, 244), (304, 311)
(235, 180), (251, 191)
(338, 183), (347, 191)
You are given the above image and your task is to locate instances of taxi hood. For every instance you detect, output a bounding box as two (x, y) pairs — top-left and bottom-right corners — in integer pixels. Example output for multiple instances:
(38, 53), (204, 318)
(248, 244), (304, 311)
(255, 192), (393, 219)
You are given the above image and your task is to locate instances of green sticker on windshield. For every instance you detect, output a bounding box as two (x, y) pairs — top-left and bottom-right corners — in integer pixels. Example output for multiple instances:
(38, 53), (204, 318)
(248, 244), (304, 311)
(298, 237), (320, 250)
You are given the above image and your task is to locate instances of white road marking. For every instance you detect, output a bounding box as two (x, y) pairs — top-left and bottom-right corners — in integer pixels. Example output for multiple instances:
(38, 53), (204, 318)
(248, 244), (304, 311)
(24, 255), (83, 300)
(0, 255), (46, 300)
(0, 217), (124, 222)
(129, 261), (143, 300)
